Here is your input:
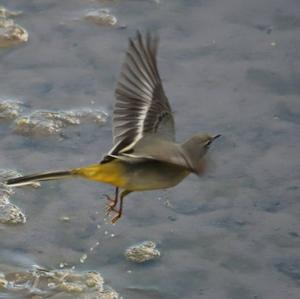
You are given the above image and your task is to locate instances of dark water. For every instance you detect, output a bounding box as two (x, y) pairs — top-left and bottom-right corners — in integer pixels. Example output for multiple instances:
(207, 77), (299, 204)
(1, 0), (300, 298)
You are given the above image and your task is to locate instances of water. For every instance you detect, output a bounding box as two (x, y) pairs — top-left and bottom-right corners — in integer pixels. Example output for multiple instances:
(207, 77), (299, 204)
(1, 0), (300, 298)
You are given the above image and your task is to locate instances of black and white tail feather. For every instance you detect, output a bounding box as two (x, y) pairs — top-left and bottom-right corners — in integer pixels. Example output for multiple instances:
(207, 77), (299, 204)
(6, 170), (72, 187)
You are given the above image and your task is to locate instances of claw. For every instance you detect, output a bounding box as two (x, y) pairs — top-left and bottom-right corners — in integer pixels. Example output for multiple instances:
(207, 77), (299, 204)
(102, 188), (126, 223)
(105, 205), (117, 216)
(104, 194), (118, 216)
(111, 212), (122, 224)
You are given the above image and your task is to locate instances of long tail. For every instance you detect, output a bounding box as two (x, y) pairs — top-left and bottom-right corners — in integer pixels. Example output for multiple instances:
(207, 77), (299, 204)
(6, 170), (73, 187)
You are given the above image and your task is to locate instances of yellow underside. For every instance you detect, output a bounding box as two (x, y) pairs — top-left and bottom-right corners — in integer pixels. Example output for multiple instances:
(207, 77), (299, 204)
(71, 159), (190, 191)
(71, 160), (129, 189)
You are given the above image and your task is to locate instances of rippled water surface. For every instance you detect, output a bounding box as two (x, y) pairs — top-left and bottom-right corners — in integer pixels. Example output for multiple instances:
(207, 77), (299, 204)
(1, 0), (300, 298)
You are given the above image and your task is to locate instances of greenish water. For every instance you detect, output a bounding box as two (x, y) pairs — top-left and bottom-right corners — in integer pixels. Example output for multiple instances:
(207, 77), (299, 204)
(1, 0), (300, 298)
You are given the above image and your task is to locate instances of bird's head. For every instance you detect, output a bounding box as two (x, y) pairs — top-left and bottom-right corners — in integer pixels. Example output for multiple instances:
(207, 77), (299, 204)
(183, 133), (221, 149)
(182, 133), (221, 174)
(194, 133), (221, 148)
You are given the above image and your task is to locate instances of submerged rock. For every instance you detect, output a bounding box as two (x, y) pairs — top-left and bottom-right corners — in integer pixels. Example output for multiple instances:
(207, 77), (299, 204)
(0, 99), (108, 136)
(0, 185), (12, 206)
(84, 9), (118, 26)
(0, 272), (8, 289)
(0, 171), (21, 204)
(0, 171), (16, 197)
(0, 17), (28, 48)
(14, 108), (108, 136)
(0, 182), (26, 225)
(125, 241), (160, 263)
(68, 108), (108, 124)
(0, 169), (37, 224)
(0, 100), (22, 121)
(0, 201), (26, 224)
(15, 111), (71, 136)
(0, 6), (22, 18)
(0, 267), (120, 298)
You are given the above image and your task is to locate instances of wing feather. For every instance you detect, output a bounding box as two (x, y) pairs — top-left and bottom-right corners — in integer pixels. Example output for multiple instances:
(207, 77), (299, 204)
(111, 31), (175, 156)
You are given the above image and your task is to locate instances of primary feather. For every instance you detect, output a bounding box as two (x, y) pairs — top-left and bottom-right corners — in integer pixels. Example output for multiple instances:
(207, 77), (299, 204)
(108, 31), (175, 159)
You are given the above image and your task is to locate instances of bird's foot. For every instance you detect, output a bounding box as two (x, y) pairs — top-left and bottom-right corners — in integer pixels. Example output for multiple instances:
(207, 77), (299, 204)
(103, 193), (122, 223)
(111, 211), (122, 224)
(103, 194), (114, 204)
(103, 194), (118, 215)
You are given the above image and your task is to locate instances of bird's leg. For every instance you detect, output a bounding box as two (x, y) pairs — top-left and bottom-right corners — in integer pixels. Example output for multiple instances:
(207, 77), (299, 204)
(111, 190), (132, 224)
(104, 187), (119, 214)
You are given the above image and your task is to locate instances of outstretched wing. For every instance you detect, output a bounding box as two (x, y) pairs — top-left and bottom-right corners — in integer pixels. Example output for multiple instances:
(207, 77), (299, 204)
(109, 31), (175, 156)
(109, 135), (193, 171)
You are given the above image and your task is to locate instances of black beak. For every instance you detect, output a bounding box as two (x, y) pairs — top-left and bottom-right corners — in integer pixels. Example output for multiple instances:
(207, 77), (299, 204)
(205, 134), (222, 148)
(213, 134), (221, 140)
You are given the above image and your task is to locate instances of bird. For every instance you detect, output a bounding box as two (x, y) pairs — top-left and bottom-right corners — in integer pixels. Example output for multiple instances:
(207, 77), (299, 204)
(6, 31), (221, 223)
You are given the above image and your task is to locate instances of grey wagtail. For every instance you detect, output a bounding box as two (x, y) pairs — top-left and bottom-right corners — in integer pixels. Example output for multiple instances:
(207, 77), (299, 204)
(6, 31), (220, 223)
